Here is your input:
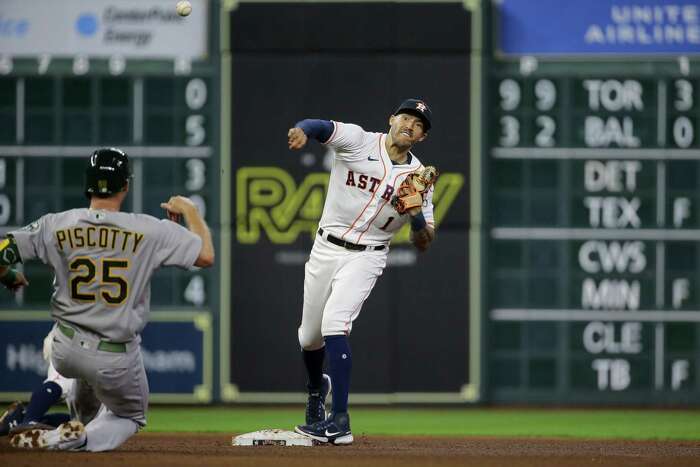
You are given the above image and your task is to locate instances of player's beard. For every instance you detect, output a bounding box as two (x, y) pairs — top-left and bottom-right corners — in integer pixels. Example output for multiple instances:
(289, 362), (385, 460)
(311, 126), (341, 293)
(390, 126), (415, 151)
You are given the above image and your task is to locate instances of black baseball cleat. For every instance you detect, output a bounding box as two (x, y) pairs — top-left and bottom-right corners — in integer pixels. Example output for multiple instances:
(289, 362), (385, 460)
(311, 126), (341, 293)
(0, 401), (26, 436)
(295, 412), (353, 445)
(305, 373), (332, 425)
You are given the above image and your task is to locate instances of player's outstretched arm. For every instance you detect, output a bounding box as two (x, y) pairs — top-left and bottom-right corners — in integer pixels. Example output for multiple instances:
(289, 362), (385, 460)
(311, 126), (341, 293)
(288, 119), (334, 150)
(0, 236), (29, 291)
(407, 208), (435, 252)
(160, 196), (215, 268)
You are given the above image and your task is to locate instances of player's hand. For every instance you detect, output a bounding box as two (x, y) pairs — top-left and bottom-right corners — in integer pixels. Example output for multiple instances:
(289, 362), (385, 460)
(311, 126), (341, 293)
(287, 127), (308, 150)
(407, 206), (422, 217)
(2, 271), (29, 292)
(160, 196), (198, 223)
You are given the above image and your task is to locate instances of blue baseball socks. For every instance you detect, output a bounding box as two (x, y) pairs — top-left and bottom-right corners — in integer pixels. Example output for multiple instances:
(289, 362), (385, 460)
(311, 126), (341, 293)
(302, 347), (325, 390)
(23, 381), (63, 424)
(324, 335), (351, 414)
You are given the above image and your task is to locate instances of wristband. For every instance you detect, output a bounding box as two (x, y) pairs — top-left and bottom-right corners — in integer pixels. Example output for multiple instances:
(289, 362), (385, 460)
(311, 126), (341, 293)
(410, 212), (427, 231)
(0, 268), (17, 286)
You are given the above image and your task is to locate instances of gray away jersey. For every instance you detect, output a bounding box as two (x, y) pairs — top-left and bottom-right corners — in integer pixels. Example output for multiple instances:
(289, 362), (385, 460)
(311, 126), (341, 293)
(10, 208), (202, 342)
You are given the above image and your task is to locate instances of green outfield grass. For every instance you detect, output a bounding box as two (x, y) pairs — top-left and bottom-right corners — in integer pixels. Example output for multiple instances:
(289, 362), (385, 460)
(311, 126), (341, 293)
(144, 407), (700, 440)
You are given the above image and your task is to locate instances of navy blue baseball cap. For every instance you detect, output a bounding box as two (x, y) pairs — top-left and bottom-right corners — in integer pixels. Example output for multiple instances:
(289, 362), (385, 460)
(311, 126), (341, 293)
(393, 98), (432, 131)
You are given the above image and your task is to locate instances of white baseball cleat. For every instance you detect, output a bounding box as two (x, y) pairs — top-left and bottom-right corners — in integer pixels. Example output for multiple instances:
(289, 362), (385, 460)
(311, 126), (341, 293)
(10, 421), (86, 451)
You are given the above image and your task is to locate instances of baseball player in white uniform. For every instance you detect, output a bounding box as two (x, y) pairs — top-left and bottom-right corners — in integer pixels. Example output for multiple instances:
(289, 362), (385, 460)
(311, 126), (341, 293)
(287, 99), (436, 445)
(0, 147), (215, 452)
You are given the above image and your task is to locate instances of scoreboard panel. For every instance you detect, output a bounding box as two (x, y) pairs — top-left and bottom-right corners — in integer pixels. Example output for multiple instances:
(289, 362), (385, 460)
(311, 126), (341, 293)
(0, 60), (218, 311)
(487, 65), (700, 403)
(484, 0), (700, 404)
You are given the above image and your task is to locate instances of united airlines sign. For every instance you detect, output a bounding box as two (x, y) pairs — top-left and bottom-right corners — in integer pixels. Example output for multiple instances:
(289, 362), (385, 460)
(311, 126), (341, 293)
(498, 0), (700, 55)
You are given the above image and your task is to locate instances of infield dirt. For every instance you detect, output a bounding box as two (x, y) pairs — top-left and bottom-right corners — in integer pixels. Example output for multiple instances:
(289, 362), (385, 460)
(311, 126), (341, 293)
(2, 433), (700, 466)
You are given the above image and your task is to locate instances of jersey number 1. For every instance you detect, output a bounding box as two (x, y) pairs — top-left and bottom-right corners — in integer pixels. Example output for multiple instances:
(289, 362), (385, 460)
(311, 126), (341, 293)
(379, 217), (395, 230)
(70, 257), (129, 305)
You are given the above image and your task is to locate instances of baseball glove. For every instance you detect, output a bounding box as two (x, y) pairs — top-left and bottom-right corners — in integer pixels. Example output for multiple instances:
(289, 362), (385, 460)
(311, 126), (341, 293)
(391, 165), (439, 215)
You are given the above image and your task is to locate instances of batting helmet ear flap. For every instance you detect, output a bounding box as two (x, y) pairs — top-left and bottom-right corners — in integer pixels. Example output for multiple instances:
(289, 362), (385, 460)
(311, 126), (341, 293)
(84, 147), (132, 199)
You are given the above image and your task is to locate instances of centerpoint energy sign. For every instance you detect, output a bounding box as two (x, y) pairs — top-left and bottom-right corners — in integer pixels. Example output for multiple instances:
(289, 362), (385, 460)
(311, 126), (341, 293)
(0, 0), (208, 59)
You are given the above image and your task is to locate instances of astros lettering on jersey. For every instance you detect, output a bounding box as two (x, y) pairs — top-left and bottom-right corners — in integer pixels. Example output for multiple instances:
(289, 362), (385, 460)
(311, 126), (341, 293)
(319, 121), (435, 244)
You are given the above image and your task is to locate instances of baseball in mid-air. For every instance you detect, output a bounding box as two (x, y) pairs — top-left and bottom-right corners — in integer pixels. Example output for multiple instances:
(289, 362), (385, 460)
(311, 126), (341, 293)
(176, 0), (192, 16)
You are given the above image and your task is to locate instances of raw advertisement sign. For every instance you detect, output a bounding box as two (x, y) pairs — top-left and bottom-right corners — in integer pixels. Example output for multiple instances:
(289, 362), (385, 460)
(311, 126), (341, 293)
(229, 52), (471, 394)
(0, 0), (208, 59)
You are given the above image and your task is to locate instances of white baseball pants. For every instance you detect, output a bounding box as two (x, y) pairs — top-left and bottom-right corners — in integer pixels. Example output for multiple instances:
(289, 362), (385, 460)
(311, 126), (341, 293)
(298, 234), (387, 350)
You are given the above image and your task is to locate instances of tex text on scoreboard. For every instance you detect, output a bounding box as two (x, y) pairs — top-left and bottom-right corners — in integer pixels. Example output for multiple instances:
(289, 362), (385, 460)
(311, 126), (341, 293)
(485, 0), (700, 403)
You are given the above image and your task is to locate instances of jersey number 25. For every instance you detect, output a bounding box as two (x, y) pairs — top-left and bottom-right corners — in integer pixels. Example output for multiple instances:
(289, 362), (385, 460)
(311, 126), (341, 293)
(69, 257), (129, 305)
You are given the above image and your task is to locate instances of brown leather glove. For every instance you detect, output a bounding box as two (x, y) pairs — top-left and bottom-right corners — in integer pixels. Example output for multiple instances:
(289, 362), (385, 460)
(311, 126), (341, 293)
(391, 166), (439, 215)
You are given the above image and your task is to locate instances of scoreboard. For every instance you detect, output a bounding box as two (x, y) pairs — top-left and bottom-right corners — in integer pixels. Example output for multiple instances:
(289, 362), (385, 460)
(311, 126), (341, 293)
(0, 70), (217, 309)
(484, 0), (700, 403)
(0, 0), (219, 402)
(0, 2), (219, 310)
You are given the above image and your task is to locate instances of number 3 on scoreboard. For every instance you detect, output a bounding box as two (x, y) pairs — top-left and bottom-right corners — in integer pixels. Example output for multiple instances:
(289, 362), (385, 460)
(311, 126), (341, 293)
(69, 257), (129, 305)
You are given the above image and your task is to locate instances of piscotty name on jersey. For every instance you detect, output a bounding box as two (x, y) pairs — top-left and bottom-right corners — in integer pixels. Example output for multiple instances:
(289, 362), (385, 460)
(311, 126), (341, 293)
(55, 226), (145, 254)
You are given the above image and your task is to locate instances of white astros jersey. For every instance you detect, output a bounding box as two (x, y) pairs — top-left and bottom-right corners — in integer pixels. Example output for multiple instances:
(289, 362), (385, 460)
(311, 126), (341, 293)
(10, 208), (201, 342)
(320, 121), (435, 245)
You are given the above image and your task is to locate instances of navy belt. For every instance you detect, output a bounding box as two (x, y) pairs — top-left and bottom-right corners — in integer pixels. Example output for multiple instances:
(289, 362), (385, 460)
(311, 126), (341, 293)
(318, 229), (385, 252)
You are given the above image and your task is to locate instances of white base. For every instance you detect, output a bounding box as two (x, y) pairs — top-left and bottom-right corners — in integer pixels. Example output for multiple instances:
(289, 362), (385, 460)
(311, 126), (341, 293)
(232, 429), (319, 447)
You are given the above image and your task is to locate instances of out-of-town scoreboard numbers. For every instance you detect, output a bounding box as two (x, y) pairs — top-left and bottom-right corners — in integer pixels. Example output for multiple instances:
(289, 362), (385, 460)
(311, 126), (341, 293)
(0, 0), (218, 311)
(485, 0), (700, 403)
